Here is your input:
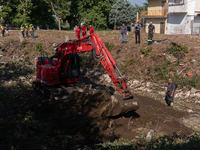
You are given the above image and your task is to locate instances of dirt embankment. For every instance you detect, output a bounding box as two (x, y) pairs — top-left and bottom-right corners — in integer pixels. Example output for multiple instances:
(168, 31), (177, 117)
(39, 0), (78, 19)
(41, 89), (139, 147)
(0, 30), (200, 149)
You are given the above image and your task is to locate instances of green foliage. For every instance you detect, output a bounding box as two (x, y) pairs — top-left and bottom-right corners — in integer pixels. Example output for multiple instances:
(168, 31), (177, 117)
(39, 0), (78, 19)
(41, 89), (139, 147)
(20, 40), (27, 48)
(141, 47), (152, 57)
(168, 46), (189, 54)
(121, 59), (134, 74)
(35, 43), (42, 52)
(105, 42), (114, 52)
(13, 0), (33, 24)
(24, 110), (35, 122)
(44, 0), (71, 30)
(97, 132), (200, 150)
(109, 0), (136, 29)
(77, 0), (111, 29)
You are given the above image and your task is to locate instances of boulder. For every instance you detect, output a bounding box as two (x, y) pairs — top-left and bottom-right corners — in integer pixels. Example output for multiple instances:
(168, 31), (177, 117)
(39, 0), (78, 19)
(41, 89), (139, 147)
(190, 88), (197, 94)
(165, 54), (177, 64)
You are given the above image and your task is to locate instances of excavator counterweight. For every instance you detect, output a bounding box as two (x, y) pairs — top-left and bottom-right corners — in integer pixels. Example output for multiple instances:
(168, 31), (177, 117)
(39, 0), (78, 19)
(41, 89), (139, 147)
(33, 33), (139, 117)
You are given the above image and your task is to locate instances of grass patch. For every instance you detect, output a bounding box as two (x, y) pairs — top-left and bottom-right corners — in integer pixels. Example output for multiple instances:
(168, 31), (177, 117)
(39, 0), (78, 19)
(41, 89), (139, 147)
(141, 47), (152, 57)
(20, 40), (27, 48)
(105, 42), (114, 52)
(168, 45), (189, 54)
(35, 43), (43, 52)
(121, 59), (134, 74)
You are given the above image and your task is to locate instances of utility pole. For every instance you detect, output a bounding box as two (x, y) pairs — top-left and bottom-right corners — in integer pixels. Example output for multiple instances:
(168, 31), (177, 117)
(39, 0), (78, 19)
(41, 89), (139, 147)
(143, 6), (145, 31)
(137, 10), (139, 23)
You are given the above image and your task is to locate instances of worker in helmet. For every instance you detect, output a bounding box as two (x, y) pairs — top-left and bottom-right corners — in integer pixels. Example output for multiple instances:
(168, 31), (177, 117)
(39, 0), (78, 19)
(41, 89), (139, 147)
(89, 25), (94, 35)
(25, 23), (29, 38)
(76, 26), (81, 40)
(29, 24), (35, 38)
(20, 24), (25, 38)
(1, 25), (5, 37)
(81, 24), (87, 37)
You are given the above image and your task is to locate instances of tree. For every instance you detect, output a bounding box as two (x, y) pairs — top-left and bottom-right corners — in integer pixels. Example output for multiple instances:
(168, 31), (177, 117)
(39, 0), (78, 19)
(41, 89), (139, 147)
(43, 0), (71, 30)
(30, 0), (55, 29)
(77, 0), (111, 29)
(12, 0), (33, 24)
(109, 0), (136, 29)
(143, 0), (148, 11)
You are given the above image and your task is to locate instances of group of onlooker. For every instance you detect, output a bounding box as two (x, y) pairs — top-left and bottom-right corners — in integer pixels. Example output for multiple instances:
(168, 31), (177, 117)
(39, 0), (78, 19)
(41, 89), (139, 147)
(75, 24), (94, 39)
(21, 24), (35, 39)
(120, 22), (155, 45)
(0, 24), (35, 39)
(1, 24), (9, 37)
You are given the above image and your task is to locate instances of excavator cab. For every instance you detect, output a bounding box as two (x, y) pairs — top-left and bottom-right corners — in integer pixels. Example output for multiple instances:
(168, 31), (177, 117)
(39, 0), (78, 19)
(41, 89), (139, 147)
(67, 53), (81, 79)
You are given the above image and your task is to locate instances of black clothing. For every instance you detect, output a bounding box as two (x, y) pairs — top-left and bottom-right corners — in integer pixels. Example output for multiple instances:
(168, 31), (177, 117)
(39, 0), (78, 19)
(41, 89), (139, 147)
(135, 32), (140, 44)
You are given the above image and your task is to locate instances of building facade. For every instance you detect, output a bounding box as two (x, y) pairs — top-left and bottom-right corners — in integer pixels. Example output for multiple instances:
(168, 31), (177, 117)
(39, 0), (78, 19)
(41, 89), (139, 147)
(168, 0), (200, 34)
(144, 0), (169, 34)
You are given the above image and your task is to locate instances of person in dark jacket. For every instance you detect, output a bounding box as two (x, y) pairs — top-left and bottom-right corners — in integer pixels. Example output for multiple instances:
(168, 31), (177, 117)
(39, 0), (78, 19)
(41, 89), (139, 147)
(148, 22), (155, 45)
(165, 78), (175, 108)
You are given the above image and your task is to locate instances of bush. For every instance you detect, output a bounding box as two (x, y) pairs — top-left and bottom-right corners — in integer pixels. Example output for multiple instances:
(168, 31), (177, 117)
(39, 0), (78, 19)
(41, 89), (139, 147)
(168, 46), (189, 54)
(35, 43), (42, 52)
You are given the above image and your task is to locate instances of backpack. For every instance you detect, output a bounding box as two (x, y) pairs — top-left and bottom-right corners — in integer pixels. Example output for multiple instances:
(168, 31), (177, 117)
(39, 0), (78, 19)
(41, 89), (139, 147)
(173, 82), (178, 90)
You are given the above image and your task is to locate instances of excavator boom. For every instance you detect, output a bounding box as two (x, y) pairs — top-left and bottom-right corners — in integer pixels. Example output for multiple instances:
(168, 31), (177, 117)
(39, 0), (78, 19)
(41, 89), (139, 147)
(33, 33), (139, 117)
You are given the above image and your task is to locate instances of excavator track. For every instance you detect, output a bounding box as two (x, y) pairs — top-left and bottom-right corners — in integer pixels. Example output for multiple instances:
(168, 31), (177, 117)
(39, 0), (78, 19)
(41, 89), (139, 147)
(33, 81), (139, 117)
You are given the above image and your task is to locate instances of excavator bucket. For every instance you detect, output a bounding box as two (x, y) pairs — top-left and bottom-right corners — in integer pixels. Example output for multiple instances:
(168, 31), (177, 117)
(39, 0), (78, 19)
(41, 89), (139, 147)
(101, 92), (140, 117)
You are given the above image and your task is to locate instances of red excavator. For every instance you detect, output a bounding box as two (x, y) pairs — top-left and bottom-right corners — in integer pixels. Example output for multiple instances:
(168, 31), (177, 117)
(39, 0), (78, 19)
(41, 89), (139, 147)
(33, 33), (139, 117)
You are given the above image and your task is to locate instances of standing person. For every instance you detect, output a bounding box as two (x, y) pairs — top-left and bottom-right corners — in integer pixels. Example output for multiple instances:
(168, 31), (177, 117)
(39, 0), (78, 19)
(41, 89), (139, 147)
(81, 24), (87, 37)
(165, 78), (176, 108)
(6, 24), (9, 36)
(148, 22), (155, 45)
(76, 26), (81, 40)
(25, 23), (29, 38)
(1, 25), (5, 37)
(20, 25), (25, 38)
(120, 23), (127, 44)
(89, 25), (94, 35)
(29, 24), (35, 38)
(134, 22), (141, 44)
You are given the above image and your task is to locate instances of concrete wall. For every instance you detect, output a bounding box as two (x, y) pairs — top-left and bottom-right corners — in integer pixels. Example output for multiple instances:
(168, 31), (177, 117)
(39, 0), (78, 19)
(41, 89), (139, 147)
(145, 18), (168, 34)
(168, 13), (194, 34)
(195, 0), (200, 11)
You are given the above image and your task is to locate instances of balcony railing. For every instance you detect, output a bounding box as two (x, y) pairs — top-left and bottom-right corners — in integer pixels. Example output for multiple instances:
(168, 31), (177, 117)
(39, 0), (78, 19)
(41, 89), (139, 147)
(144, 9), (168, 17)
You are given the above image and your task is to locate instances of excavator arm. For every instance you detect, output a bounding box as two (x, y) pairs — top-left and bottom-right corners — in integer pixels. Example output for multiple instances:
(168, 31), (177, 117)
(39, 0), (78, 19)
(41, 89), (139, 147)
(54, 33), (132, 99)
(35, 33), (139, 117)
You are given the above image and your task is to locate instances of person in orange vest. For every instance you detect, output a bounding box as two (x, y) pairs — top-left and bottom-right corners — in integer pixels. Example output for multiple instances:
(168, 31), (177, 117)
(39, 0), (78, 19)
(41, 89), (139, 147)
(76, 26), (81, 40)
(89, 25), (94, 35)
(1, 25), (5, 37)
(20, 24), (25, 38)
(81, 24), (87, 37)
(25, 23), (29, 38)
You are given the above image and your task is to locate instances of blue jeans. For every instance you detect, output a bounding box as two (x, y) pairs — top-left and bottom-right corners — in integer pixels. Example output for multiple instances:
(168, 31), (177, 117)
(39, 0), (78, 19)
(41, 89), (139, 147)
(121, 34), (126, 43)
(32, 31), (34, 38)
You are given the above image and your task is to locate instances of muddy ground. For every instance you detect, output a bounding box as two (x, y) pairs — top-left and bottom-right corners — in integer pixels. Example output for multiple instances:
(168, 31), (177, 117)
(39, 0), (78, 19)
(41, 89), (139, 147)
(0, 30), (200, 149)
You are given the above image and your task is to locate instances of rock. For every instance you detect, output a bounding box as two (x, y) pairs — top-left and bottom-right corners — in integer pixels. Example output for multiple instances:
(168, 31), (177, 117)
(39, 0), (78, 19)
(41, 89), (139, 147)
(165, 54), (177, 64)
(65, 36), (70, 42)
(158, 91), (165, 96)
(146, 82), (152, 87)
(187, 109), (193, 113)
(191, 88), (197, 94)
(140, 55), (144, 59)
(0, 55), (3, 59)
(19, 76), (26, 81)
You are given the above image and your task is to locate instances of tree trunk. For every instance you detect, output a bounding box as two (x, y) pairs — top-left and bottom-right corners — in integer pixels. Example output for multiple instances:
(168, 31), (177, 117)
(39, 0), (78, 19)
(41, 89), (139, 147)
(58, 18), (61, 31)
